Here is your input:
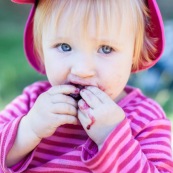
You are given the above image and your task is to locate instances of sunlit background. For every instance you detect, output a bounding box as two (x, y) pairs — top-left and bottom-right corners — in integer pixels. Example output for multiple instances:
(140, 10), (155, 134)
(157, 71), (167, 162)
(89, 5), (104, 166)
(0, 1), (173, 148)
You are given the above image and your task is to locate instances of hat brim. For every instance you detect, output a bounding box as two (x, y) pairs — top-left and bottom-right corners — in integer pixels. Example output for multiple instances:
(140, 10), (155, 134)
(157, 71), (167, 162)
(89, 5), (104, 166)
(11, 0), (34, 4)
(12, 0), (165, 74)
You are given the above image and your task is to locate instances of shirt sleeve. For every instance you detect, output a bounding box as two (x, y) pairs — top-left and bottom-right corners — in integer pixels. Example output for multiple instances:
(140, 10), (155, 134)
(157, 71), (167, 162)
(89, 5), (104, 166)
(0, 85), (38, 173)
(81, 113), (173, 172)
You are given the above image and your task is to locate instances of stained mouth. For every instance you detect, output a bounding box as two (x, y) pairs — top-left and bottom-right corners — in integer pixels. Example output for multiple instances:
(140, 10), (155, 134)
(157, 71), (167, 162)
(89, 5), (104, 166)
(69, 93), (82, 101)
(69, 83), (85, 101)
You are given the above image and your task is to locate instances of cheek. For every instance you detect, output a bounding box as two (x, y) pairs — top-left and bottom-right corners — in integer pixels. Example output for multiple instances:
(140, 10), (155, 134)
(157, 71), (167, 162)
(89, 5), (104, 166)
(105, 75), (127, 99)
(99, 66), (131, 99)
(105, 74), (123, 90)
(45, 58), (69, 86)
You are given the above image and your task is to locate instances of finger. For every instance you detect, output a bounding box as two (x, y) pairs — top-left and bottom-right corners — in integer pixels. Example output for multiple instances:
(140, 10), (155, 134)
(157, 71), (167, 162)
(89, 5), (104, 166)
(51, 94), (78, 108)
(51, 103), (77, 116)
(47, 85), (80, 96)
(78, 109), (91, 128)
(54, 114), (78, 126)
(80, 88), (101, 108)
(86, 86), (111, 104)
(78, 99), (90, 114)
(78, 99), (95, 124)
(78, 109), (95, 130)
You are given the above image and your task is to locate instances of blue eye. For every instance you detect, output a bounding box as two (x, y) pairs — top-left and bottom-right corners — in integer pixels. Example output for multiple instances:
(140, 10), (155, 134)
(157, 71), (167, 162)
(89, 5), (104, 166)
(98, 45), (113, 54)
(57, 43), (71, 52)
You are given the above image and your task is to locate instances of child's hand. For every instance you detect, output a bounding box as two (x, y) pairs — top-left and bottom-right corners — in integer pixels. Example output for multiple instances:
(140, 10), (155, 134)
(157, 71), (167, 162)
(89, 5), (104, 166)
(26, 85), (79, 139)
(78, 86), (125, 149)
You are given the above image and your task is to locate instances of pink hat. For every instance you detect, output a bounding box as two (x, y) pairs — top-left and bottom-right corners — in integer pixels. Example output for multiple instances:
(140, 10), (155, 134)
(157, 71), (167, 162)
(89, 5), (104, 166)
(11, 0), (165, 74)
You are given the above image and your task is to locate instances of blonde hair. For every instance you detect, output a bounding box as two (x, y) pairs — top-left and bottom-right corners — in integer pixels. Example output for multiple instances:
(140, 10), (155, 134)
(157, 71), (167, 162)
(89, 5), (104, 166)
(33, 0), (157, 72)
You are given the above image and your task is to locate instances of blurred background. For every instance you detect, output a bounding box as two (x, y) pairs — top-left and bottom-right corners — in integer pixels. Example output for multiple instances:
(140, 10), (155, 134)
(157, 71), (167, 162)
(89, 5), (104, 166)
(0, 0), (173, 144)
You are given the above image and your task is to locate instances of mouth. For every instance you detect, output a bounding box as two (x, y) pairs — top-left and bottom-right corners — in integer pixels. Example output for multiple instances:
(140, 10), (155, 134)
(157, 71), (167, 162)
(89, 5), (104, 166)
(69, 83), (86, 101)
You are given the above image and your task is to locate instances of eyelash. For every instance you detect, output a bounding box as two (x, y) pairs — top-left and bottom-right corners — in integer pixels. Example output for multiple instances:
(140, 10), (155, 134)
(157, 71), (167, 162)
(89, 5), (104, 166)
(98, 45), (114, 54)
(55, 43), (115, 54)
(55, 43), (71, 52)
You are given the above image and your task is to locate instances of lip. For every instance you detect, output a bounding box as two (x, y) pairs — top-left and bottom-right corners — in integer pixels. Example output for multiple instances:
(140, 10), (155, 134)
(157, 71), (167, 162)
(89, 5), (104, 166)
(67, 79), (97, 87)
(66, 78), (105, 92)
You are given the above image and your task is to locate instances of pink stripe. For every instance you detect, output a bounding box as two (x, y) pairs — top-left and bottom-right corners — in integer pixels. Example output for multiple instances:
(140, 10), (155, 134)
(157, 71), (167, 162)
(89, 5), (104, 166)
(30, 152), (82, 168)
(126, 105), (158, 120)
(142, 148), (171, 157)
(13, 97), (29, 110)
(4, 109), (19, 119)
(41, 162), (89, 171)
(105, 137), (137, 172)
(120, 148), (148, 172)
(32, 156), (49, 163)
(57, 126), (86, 134)
(140, 102), (165, 119)
(36, 145), (76, 156)
(130, 111), (153, 124)
(138, 132), (170, 141)
(0, 114), (10, 123)
(41, 139), (81, 148)
(140, 140), (171, 149)
(29, 161), (89, 173)
(1, 82), (172, 172)
(43, 136), (85, 146)
(1, 118), (21, 169)
(118, 142), (141, 171)
(53, 131), (87, 140)
(85, 119), (131, 170)
(153, 161), (173, 171)
(36, 147), (65, 156)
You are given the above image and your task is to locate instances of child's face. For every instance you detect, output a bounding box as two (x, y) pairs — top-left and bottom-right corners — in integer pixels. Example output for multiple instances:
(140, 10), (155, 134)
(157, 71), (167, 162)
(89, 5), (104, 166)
(42, 11), (135, 102)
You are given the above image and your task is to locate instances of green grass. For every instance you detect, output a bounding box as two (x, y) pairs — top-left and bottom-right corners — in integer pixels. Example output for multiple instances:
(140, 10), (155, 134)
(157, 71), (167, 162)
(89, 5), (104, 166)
(0, 21), (46, 110)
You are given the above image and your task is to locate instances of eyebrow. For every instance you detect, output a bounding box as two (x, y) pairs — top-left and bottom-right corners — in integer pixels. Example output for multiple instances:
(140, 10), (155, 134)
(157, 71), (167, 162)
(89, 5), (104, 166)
(50, 36), (122, 48)
(49, 36), (70, 43)
(92, 38), (122, 46)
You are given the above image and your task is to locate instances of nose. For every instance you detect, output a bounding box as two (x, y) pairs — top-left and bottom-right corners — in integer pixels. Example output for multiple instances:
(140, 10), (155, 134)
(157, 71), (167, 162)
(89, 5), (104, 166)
(70, 55), (96, 78)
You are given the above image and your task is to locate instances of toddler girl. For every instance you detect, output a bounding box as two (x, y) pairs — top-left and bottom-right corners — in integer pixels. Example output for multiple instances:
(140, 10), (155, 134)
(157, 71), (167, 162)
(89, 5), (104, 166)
(0, 0), (173, 172)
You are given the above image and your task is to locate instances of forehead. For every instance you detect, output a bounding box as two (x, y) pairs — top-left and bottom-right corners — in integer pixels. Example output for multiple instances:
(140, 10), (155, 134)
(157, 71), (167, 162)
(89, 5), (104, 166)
(42, 0), (136, 43)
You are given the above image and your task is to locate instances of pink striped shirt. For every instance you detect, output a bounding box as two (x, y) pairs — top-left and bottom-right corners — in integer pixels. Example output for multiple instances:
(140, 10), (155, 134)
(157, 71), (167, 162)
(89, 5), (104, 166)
(0, 81), (173, 173)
